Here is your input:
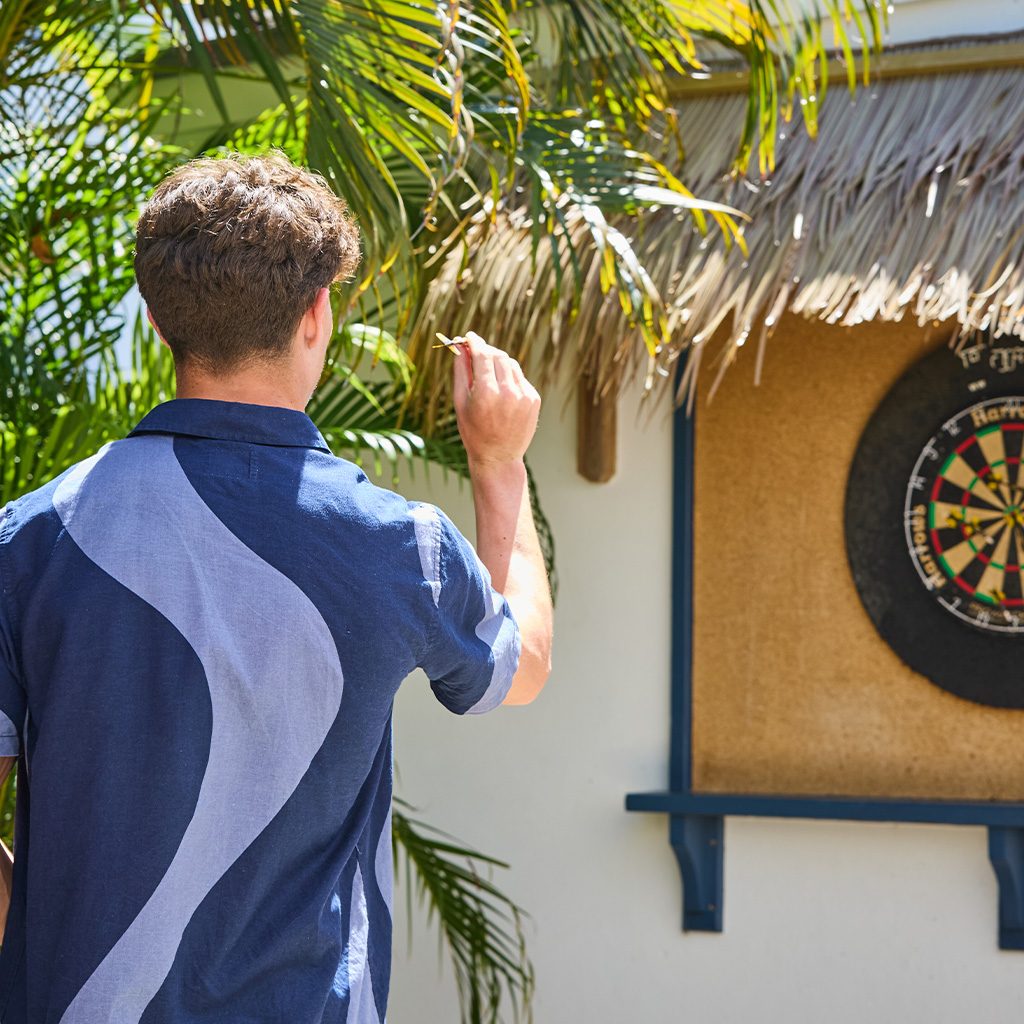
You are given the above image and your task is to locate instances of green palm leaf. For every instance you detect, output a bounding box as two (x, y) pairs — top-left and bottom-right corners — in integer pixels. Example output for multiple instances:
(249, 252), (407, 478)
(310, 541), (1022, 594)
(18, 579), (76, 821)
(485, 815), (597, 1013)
(393, 799), (535, 1024)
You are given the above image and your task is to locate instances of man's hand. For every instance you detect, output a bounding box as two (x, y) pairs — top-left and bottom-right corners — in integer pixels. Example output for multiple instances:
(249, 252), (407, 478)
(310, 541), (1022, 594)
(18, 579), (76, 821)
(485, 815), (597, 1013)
(452, 332), (541, 470)
(449, 331), (552, 705)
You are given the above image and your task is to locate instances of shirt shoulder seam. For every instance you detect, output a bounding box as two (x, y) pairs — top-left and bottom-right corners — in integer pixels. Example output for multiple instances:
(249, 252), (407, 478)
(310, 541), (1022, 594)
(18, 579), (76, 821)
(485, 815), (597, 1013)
(426, 505), (443, 654)
(411, 503), (444, 666)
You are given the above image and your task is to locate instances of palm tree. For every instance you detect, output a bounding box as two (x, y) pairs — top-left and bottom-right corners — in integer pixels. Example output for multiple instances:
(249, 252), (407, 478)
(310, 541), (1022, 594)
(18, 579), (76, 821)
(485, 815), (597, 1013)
(0, 2), (885, 1020)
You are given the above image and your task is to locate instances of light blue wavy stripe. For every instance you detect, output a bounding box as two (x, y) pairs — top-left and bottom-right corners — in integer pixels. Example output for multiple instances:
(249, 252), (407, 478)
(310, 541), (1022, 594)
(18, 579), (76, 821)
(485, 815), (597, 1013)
(374, 803), (393, 919)
(344, 863), (380, 1024)
(0, 717), (19, 757)
(54, 436), (344, 1024)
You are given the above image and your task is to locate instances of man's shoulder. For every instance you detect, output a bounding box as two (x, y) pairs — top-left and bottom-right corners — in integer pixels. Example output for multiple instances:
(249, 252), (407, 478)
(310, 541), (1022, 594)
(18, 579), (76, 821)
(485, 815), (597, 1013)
(1, 447), (102, 545)
(297, 456), (466, 599)
(300, 449), (440, 533)
(0, 443), (124, 599)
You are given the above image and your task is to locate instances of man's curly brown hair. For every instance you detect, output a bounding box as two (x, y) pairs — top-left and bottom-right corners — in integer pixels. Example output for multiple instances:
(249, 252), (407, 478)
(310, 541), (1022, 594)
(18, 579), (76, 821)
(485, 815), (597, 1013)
(135, 152), (360, 374)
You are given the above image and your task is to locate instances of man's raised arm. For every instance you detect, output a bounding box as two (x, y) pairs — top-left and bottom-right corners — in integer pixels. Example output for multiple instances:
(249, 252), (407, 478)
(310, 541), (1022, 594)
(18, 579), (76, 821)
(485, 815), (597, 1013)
(452, 332), (553, 705)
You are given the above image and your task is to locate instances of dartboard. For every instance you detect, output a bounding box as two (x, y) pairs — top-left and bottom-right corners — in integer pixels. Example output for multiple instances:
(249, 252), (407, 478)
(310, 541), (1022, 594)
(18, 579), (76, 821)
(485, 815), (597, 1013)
(846, 341), (1024, 708)
(906, 399), (1024, 634)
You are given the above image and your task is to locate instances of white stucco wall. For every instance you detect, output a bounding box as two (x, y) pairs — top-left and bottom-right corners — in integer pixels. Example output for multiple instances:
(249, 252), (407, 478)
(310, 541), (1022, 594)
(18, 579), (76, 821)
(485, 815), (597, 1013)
(815, 0), (1024, 45)
(886, 0), (1024, 41)
(386, 4), (1024, 1021)
(387, 377), (1024, 1023)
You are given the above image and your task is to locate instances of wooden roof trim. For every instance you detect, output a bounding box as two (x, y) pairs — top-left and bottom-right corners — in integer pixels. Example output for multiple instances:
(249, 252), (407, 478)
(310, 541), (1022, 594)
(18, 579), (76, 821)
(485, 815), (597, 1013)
(671, 38), (1024, 98)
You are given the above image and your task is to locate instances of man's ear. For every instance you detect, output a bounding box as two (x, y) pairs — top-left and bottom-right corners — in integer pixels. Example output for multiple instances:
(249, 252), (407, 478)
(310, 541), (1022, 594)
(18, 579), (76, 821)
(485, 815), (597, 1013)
(146, 308), (170, 350)
(306, 287), (333, 348)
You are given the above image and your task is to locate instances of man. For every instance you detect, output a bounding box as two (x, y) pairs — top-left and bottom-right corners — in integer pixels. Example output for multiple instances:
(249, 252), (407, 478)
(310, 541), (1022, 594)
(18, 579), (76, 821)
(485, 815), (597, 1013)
(0, 153), (552, 1023)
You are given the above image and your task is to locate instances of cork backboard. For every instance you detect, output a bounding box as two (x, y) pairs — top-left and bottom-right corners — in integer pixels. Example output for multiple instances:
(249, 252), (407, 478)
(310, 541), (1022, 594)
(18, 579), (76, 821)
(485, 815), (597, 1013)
(691, 314), (1024, 801)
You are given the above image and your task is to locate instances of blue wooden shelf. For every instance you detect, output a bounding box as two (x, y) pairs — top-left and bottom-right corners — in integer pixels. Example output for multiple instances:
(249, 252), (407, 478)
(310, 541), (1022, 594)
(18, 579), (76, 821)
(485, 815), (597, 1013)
(626, 791), (1024, 827)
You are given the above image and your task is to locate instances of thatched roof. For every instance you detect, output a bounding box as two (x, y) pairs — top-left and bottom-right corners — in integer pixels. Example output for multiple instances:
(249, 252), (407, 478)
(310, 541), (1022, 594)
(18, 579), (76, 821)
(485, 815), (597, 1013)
(407, 34), (1024, 407)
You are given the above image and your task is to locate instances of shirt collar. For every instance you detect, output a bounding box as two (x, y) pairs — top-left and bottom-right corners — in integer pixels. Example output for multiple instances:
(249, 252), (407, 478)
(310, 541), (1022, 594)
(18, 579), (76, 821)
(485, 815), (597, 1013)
(128, 398), (332, 453)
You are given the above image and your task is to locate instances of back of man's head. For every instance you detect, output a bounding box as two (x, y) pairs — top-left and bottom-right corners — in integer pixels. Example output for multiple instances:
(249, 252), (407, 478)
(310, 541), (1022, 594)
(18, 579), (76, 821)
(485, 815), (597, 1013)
(135, 152), (360, 375)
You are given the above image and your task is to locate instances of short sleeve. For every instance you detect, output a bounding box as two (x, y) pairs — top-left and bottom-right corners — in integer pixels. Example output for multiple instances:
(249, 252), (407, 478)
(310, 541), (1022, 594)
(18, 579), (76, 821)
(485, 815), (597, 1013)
(413, 504), (521, 715)
(0, 507), (25, 756)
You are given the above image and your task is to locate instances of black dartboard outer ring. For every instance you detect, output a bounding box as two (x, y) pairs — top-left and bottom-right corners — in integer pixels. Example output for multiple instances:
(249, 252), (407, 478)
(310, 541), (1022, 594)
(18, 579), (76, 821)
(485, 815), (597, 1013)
(845, 339), (1024, 709)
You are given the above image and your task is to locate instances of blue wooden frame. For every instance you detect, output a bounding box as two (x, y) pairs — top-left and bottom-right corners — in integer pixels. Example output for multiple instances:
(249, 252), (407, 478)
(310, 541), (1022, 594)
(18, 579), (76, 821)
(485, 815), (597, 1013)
(624, 400), (1024, 950)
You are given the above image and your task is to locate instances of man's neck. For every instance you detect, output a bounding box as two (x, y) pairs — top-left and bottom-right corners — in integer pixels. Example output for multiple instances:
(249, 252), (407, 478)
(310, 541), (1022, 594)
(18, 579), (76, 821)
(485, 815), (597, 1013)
(174, 366), (309, 413)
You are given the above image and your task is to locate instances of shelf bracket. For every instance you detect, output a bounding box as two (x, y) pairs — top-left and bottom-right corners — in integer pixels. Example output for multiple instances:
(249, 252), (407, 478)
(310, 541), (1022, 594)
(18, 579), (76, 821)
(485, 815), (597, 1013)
(669, 813), (723, 932)
(989, 825), (1024, 951)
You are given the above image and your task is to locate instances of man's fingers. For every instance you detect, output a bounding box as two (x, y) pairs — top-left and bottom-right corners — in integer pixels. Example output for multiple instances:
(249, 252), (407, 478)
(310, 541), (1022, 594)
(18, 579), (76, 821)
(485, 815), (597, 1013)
(452, 330), (537, 403)
(493, 354), (522, 394)
(453, 340), (472, 408)
(466, 332), (498, 391)
(447, 329), (543, 465)
(508, 357), (533, 393)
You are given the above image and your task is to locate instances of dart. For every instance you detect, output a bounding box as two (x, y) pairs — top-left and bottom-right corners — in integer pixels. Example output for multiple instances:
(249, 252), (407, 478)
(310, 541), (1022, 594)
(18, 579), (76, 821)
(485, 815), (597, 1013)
(433, 332), (467, 352)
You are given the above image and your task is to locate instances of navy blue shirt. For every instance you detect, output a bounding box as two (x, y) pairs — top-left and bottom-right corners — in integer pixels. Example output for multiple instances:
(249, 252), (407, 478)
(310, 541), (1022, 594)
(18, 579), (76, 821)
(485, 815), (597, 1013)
(0, 399), (520, 1024)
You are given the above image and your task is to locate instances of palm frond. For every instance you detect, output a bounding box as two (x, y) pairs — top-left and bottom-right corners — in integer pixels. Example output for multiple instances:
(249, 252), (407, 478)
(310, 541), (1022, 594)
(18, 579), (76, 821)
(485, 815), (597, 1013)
(529, 0), (887, 173)
(401, 1), (884, 391)
(0, 3), (184, 428)
(393, 799), (534, 1024)
(522, 0), (702, 131)
(1, 316), (175, 505)
(141, 0), (530, 330)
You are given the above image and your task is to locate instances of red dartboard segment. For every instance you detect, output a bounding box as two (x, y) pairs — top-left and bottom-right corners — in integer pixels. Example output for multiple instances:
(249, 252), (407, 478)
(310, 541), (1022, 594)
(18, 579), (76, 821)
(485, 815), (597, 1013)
(952, 575), (976, 597)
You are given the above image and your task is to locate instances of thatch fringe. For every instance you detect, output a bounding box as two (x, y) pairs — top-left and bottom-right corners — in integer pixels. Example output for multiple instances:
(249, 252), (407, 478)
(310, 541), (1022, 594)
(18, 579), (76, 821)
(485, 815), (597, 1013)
(407, 60), (1024, 410)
